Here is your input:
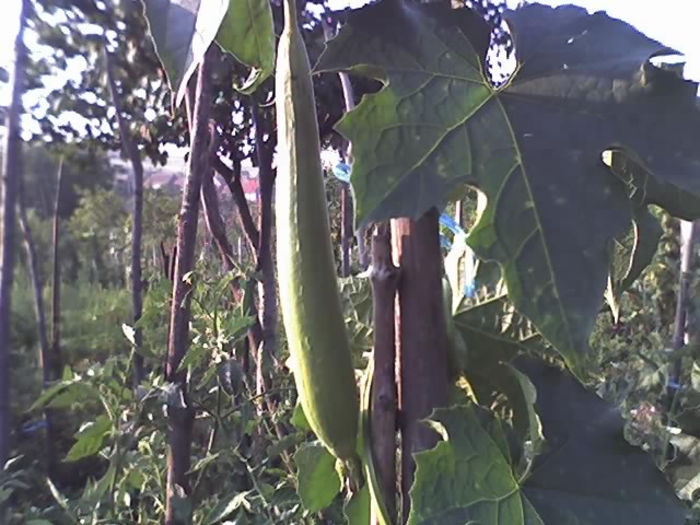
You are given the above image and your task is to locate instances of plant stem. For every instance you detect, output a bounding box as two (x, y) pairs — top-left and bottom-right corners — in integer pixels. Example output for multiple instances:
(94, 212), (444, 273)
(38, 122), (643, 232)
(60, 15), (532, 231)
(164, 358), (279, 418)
(51, 156), (64, 382)
(391, 210), (448, 522)
(104, 46), (145, 386)
(370, 223), (399, 522)
(17, 181), (57, 476)
(164, 48), (212, 525)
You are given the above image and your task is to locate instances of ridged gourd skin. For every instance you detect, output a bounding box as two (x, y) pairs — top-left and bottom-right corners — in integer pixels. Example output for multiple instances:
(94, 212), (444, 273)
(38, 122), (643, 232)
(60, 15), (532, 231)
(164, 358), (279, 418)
(275, 0), (359, 461)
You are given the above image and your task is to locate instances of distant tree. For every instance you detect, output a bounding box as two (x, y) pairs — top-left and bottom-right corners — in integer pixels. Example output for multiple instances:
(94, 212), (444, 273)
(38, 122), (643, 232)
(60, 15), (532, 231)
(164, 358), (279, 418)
(0, 0), (28, 468)
(29, 0), (187, 383)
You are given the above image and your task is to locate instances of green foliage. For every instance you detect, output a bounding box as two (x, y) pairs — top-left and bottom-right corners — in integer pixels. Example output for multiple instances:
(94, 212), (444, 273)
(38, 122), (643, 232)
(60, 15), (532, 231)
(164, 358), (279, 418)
(31, 0), (183, 158)
(605, 206), (664, 323)
(65, 415), (111, 462)
(515, 358), (685, 524)
(317, 1), (700, 375)
(410, 357), (688, 524)
(23, 145), (114, 219)
(61, 282), (131, 362)
(0, 457), (32, 523)
(409, 404), (542, 525)
(217, 0), (276, 93)
(68, 188), (129, 286)
(344, 483), (370, 525)
(11, 269), (327, 524)
(410, 380), (686, 525)
(10, 1), (700, 524)
(339, 275), (373, 361)
(294, 442), (341, 512)
(142, 0), (230, 105)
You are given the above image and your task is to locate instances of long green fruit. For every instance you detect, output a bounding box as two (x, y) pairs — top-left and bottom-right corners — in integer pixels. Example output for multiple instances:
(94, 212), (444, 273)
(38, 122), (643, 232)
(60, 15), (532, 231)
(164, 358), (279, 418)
(275, 0), (359, 463)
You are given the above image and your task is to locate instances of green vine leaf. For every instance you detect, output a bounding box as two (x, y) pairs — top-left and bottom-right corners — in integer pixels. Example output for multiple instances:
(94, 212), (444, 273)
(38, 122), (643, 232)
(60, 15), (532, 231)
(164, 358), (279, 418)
(65, 415), (111, 462)
(409, 404), (543, 525)
(316, 1), (700, 374)
(452, 294), (542, 371)
(344, 482), (370, 525)
(514, 358), (686, 524)
(216, 0), (275, 94)
(293, 441), (342, 513)
(470, 363), (544, 476)
(202, 491), (252, 524)
(602, 147), (700, 321)
(142, 0), (229, 106)
(412, 359), (686, 524)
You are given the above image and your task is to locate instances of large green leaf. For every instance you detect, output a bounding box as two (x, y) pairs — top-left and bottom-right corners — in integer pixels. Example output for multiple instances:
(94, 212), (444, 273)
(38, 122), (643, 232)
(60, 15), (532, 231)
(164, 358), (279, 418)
(452, 294), (542, 370)
(216, 0), (275, 94)
(411, 360), (686, 524)
(449, 296), (544, 474)
(514, 358), (686, 524)
(602, 148), (700, 321)
(142, 0), (229, 106)
(293, 441), (342, 513)
(603, 147), (700, 220)
(408, 405), (543, 525)
(316, 1), (700, 374)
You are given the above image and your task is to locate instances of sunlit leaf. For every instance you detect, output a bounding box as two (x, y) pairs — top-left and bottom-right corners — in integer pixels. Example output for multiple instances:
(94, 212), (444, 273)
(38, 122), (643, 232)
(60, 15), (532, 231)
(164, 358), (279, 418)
(408, 404), (542, 525)
(142, 0), (229, 106)
(216, 0), (275, 93)
(317, 1), (700, 374)
(65, 415), (112, 461)
(294, 441), (341, 512)
(344, 482), (370, 525)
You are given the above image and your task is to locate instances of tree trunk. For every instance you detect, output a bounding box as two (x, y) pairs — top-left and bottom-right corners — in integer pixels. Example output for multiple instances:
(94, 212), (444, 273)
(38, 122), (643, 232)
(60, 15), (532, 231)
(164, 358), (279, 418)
(0, 0), (27, 466)
(104, 47), (145, 386)
(17, 182), (57, 475)
(50, 157), (64, 382)
(164, 50), (212, 525)
(370, 223), (399, 523)
(211, 156), (260, 254)
(200, 152), (262, 373)
(17, 187), (50, 383)
(391, 210), (448, 522)
(252, 106), (277, 400)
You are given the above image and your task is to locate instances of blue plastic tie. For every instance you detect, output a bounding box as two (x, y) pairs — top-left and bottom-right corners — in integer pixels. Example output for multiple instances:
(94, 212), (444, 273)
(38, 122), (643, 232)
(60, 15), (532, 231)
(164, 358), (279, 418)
(439, 213), (465, 235)
(332, 162), (351, 183)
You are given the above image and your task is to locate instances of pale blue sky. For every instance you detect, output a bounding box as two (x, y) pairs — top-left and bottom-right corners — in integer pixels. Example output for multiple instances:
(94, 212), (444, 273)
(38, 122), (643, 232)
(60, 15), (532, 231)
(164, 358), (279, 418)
(1, 1), (699, 105)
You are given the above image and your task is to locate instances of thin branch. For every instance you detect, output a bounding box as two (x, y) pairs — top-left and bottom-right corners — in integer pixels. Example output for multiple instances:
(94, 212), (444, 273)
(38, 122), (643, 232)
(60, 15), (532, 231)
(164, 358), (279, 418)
(211, 154), (260, 253)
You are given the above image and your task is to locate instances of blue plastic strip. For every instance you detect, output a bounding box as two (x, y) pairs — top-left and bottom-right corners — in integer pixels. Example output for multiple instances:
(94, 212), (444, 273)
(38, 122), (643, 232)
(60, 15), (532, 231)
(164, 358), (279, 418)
(332, 162), (351, 183)
(439, 213), (466, 236)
